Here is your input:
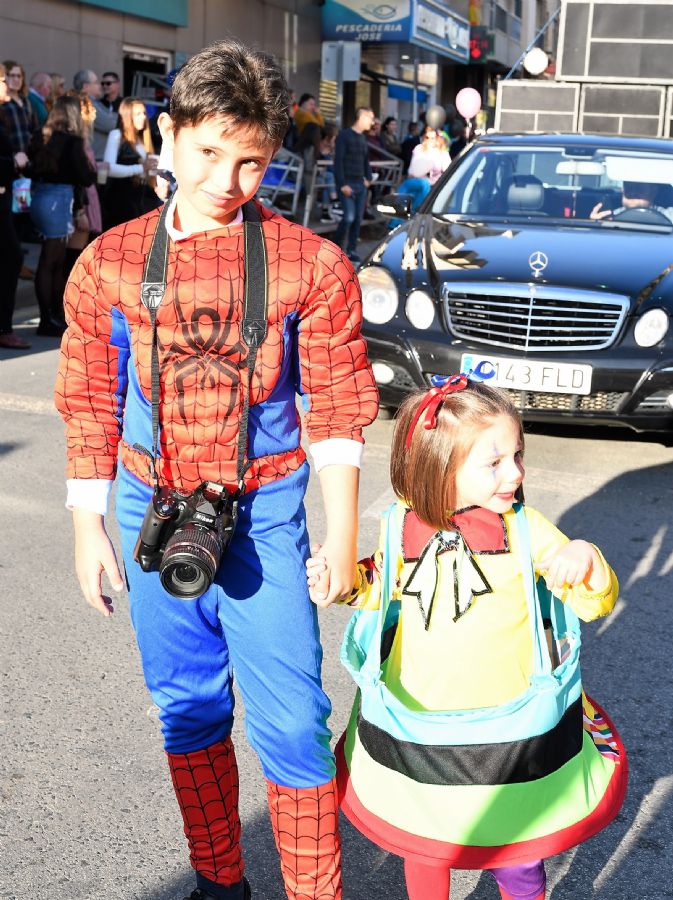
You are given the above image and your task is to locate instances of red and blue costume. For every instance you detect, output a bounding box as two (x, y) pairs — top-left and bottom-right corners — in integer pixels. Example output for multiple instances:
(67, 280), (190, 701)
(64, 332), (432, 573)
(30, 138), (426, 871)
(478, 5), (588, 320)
(55, 200), (379, 898)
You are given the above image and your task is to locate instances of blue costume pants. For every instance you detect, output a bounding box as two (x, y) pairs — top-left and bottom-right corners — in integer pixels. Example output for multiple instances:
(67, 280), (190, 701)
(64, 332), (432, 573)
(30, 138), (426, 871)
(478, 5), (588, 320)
(117, 462), (335, 788)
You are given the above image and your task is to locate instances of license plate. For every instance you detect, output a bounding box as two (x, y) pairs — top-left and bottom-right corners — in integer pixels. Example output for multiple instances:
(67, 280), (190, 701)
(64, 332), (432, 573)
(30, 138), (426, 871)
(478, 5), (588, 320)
(460, 354), (592, 396)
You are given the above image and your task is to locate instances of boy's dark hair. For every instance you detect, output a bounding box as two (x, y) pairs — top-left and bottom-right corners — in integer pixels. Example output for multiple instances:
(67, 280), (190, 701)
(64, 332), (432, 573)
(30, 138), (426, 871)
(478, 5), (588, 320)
(390, 381), (524, 532)
(298, 93), (315, 107)
(170, 38), (290, 146)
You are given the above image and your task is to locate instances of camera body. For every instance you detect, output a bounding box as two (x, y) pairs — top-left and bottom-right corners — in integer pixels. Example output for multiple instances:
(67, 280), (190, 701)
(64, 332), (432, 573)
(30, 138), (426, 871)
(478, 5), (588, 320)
(134, 481), (238, 600)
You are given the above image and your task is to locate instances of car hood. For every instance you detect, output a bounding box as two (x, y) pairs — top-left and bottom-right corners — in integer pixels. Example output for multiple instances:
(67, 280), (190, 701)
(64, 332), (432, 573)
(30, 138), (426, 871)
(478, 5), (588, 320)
(387, 215), (673, 307)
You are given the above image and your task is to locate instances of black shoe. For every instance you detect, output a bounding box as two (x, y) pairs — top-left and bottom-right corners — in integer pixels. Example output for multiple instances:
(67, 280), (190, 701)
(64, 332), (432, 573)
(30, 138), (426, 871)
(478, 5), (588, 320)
(183, 879), (251, 900)
(36, 319), (66, 337)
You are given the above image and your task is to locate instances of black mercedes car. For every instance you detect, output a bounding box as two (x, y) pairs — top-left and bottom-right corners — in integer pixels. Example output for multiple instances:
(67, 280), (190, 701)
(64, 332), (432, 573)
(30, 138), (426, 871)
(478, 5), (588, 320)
(360, 133), (673, 434)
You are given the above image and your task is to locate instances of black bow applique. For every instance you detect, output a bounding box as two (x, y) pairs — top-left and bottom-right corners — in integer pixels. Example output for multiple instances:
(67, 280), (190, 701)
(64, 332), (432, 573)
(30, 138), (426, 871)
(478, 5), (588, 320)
(401, 507), (502, 629)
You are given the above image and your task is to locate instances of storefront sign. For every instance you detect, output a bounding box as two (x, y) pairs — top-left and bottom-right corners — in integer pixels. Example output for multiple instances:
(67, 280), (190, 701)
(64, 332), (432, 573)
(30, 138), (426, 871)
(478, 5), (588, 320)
(413, 0), (470, 61)
(321, 0), (469, 62)
(322, 0), (412, 43)
(76, 0), (188, 27)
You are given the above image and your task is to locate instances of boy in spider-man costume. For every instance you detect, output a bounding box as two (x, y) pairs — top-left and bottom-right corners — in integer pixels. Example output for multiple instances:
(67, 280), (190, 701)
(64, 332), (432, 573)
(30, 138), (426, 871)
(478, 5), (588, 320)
(55, 39), (378, 900)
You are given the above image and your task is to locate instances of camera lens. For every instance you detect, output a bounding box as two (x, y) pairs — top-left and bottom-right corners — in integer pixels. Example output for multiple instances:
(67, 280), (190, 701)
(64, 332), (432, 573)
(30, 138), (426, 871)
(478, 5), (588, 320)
(160, 523), (222, 600)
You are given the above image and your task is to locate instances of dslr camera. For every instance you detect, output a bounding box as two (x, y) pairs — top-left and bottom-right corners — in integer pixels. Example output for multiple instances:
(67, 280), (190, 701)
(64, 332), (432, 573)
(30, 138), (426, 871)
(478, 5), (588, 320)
(134, 481), (238, 600)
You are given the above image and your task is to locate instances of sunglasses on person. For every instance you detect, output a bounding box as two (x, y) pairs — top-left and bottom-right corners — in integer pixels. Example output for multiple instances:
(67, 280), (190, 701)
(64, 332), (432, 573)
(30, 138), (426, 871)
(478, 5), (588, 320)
(101, 80), (117, 86)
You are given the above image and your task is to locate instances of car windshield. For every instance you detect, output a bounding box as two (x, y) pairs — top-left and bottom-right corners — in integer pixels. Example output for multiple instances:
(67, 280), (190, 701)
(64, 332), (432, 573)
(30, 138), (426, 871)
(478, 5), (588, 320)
(431, 144), (673, 228)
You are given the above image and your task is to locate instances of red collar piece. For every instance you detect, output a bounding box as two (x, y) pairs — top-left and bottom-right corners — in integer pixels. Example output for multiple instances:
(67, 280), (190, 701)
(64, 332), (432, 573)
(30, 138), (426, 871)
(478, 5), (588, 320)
(402, 505), (509, 560)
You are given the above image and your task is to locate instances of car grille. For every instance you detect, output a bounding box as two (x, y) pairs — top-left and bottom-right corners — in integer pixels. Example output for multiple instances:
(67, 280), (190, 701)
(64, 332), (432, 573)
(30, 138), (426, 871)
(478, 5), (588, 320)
(443, 283), (629, 352)
(504, 389), (627, 412)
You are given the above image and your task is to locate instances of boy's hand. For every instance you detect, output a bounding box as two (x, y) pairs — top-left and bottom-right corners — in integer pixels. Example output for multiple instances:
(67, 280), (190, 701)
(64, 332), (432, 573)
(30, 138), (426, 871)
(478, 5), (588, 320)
(73, 509), (125, 617)
(539, 540), (603, 592)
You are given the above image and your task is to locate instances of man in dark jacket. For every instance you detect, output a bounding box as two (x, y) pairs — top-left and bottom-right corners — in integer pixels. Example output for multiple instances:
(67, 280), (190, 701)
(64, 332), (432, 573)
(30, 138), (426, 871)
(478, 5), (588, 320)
(333, 107), (374, 264)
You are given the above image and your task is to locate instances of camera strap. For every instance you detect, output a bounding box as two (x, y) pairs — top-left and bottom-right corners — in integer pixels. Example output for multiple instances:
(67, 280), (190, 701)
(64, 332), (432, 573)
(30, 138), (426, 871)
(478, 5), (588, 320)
(136, 198), (269, 493)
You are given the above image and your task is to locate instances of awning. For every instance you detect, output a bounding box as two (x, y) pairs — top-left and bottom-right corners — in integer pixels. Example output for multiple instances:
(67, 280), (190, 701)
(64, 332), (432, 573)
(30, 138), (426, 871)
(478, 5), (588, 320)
(387, 82), (429, 102)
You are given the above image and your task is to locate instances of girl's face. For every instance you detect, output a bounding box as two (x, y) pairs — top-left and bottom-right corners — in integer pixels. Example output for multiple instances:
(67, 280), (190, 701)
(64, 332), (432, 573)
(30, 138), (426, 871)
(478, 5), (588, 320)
(132, 104), (147, 132)
(454, 414), (524, 513)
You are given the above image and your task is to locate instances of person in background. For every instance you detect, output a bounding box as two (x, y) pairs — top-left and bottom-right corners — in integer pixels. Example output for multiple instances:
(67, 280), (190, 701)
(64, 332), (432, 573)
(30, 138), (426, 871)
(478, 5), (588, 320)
(102, 96), (158, 228)
(380, 116), (402, 158)
(73, 68), (117, 160)
(49, 73), (66, 110)
(100, 71), (122, 114)
(409, 126), (451, 186)
(0, 62), (30, 349)
(449, 119), (471, 160)
(63, 89), (101, 280)
(2, 60), (38, 276)
(589, 180), (673, 223)
(334, 106), (375, 264)
(294, 93), (324, 137)
(28, 72), (52, 128)
(400, 121), (421, 174)
(28, 94), (95, 336)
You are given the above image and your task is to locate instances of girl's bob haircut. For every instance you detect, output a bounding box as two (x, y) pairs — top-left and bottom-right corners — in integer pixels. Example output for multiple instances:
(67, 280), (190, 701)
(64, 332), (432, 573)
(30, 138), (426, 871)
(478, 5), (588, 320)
(390, 381), (524, 532)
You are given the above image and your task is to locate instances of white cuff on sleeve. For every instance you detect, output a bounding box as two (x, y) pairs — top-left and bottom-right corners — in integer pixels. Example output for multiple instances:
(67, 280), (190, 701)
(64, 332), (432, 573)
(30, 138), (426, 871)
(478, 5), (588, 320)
(66, 479), (113, 516)
(309, 438), (364, 472)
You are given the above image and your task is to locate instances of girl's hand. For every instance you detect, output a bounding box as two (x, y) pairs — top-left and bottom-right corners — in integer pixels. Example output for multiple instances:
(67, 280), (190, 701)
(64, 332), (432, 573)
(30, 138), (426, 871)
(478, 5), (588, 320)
(306, 544), (330, 606)
(539, 540), (600, 591)
(73, 509), (125, 617)
(307, 539), (356, 608)
(14, 151), (28, 169)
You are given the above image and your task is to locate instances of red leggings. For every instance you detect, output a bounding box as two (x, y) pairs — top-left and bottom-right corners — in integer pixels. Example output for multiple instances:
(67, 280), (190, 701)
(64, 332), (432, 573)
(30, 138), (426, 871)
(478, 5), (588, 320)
(403, 858), (545, 900)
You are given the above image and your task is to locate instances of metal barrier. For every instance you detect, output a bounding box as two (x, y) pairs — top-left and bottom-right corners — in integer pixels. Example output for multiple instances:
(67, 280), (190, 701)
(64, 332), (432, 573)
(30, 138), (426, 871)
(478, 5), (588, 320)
(302, 152), (404, 230)
(255, 149), (304, 218)
(256, 145), (404, 231)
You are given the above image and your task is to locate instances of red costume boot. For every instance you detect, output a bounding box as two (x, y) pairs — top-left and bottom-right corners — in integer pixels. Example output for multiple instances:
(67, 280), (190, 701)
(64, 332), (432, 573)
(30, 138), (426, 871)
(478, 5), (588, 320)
(167, 737), (245, 888)
(266, 777), (342, 900)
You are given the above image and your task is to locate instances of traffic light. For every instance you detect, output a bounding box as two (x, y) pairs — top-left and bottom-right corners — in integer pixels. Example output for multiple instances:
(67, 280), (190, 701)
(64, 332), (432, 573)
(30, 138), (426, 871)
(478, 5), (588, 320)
(470, 26), (492, 63)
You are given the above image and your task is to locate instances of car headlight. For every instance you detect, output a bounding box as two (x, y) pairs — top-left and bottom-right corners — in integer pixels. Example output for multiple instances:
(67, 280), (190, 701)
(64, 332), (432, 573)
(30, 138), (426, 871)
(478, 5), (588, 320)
(634, 308), (669, 347)
(359, 266), (398, 324)
(405, 290), (436, 330)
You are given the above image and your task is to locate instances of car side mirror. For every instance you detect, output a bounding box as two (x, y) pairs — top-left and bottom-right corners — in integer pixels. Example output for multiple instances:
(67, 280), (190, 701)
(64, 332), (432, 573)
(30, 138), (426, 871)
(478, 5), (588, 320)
(376, 193), (413, 219)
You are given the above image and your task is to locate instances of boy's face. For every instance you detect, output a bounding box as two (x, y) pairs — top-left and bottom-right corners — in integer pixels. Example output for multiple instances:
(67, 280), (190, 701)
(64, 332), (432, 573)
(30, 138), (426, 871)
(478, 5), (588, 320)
(160, 115), (275, 231)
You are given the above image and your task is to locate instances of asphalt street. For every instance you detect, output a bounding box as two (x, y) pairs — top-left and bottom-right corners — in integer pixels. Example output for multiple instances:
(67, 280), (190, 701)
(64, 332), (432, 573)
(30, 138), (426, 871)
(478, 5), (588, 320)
(1, 254), (673, 899)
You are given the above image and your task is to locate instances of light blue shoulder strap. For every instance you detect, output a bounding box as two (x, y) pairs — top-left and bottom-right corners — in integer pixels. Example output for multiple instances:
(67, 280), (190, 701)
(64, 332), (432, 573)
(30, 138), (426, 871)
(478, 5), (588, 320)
(514, 502), (554, 678)
(359, 502), (400, 681)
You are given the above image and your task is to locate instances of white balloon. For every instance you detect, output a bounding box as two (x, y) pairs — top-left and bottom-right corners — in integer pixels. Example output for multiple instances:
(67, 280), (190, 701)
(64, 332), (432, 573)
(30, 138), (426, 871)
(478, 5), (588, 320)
(523, 47), (549, 76)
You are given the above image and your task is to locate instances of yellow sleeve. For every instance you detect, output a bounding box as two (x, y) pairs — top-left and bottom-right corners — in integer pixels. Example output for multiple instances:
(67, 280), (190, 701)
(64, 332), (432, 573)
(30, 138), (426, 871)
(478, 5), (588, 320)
(526, 506), (619, 622)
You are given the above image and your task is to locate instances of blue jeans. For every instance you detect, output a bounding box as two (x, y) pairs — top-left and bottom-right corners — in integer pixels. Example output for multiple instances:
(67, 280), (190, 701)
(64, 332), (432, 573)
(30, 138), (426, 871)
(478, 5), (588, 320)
(30, 182), (74, 239)
(334, 181), (367, 258)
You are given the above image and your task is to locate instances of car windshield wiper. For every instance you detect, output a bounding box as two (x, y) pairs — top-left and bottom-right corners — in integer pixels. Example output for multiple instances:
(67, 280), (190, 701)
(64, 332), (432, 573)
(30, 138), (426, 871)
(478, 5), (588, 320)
(597, 219), (673, 232)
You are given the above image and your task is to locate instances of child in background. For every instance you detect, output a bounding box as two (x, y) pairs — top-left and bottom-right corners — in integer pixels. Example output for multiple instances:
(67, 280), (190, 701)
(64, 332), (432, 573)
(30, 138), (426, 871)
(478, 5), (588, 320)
(307, 373), (627, 900)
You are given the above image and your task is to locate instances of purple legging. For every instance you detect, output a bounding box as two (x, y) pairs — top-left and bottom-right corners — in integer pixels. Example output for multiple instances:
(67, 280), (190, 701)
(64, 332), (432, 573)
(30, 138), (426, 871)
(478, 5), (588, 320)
(403, 858), (545, 900)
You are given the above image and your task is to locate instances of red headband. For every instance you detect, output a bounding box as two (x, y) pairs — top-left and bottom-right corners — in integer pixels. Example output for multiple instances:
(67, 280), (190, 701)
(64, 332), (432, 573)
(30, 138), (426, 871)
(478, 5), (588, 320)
(405, 373), (468, 450)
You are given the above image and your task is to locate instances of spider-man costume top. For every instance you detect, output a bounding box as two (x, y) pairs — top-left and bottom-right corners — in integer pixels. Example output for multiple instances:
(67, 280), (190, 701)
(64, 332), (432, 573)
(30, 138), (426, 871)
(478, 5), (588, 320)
(55, 200), (379, 495)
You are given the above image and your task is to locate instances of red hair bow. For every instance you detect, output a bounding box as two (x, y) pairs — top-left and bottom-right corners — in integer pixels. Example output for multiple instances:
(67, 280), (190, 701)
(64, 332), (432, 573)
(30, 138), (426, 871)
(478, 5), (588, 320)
(405, 373), (468, 450)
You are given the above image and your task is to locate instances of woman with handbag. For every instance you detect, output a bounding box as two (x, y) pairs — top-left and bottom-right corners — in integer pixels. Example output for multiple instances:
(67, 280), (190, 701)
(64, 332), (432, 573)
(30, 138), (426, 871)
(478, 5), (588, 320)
(307, 371), (627, 900)
(101, 96), (159, 229)
(0, 62), (30, 349)
(28, 94), (96, 335)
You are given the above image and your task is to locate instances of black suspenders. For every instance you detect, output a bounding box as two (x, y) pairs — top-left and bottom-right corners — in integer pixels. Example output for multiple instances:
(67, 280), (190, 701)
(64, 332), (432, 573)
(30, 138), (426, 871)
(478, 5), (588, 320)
(135, 200), (269, 493)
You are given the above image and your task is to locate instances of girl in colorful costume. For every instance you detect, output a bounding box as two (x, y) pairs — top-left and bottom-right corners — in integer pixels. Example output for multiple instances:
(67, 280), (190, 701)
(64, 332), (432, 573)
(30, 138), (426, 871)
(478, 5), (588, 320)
(308, 372), (627, 900)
